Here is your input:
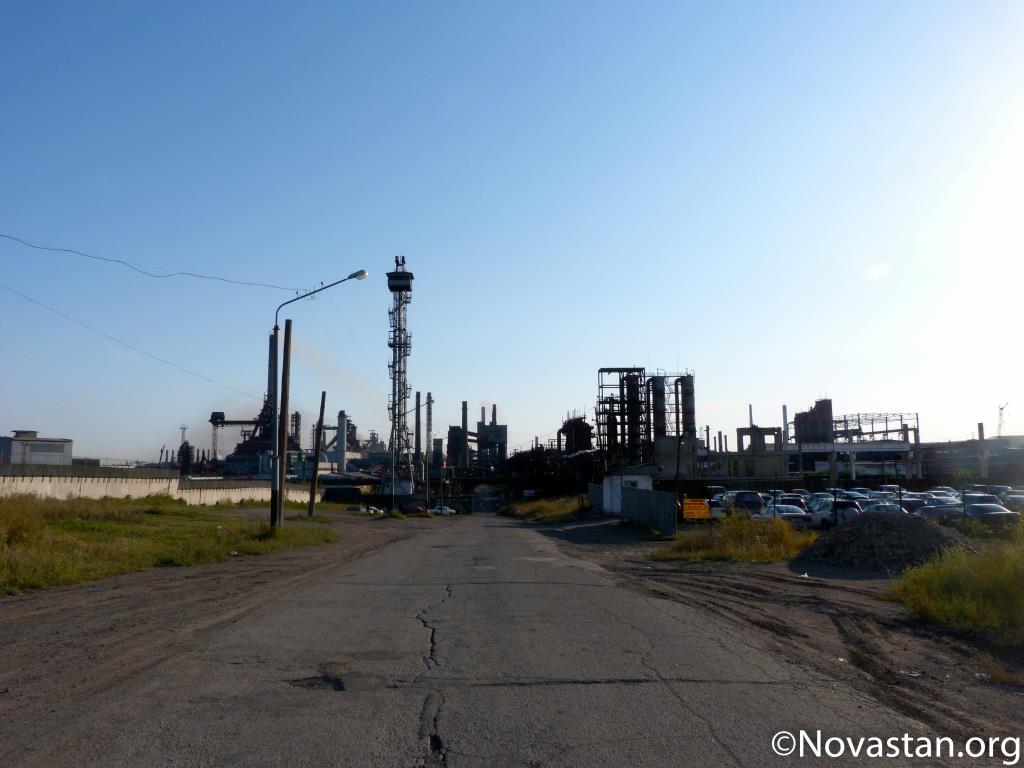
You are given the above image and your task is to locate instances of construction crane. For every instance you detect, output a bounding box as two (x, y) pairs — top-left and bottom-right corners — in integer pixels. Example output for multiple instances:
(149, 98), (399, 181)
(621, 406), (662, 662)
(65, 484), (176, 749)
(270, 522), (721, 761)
(998, 402), (1009, 438)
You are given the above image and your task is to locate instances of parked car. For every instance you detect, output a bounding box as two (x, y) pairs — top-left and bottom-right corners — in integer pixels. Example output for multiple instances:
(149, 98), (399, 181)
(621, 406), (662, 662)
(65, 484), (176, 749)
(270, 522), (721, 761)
(1001, 494), (1024, 512)
(807, 493), (833, 514)
(928, 486), (958, 497)
(731, 491), (764, 514)
(706, 485), (727, 499)
(900, 498), (927, 514)
(919, 503), (965, 523)
(850, 487), (873, 496)
(986, 485), (1012, 498)
(860, 501), (908, 515)
(777, 494), (808, 511)
(430, 505), (457, 516)
(754, 504), (814, 528)
(878, 484), (903, 494)
(965, 504), (1020, 528)
(812, 499), (863, 529)
(838, 490), (870, 501)
(963, 493), (1001, 506)
(791, 488), (812, 500)
(867, 490), (896, 500)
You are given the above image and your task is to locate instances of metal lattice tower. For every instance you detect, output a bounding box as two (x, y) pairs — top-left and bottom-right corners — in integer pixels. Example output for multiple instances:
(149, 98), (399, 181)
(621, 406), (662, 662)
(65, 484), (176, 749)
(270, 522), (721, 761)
(384, 256), (415, 493)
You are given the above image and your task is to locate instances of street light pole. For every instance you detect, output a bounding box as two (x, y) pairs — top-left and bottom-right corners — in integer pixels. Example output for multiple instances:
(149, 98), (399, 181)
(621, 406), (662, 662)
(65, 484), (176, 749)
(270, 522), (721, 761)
(270, 269), (367, 529)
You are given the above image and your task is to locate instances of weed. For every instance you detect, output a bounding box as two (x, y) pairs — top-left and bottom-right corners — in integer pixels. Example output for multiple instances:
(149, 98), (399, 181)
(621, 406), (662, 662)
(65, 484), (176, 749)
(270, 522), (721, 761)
(892, 541), (1024, 645)
(0, 494), (337, 594)
(508, 496), (584, 524)
(652, 515), (817, 563)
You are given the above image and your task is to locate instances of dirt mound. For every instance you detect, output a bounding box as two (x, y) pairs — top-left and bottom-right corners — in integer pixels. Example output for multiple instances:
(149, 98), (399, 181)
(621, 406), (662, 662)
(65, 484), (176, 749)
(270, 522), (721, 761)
(797, 512), (967, 572)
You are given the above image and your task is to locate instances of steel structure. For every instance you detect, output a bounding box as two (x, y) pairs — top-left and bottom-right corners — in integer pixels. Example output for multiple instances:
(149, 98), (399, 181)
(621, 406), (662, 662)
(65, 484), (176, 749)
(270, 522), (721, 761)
(383, 256), (415, 495)
(832, 412), (919, 443)
(596, 368), (650, 465)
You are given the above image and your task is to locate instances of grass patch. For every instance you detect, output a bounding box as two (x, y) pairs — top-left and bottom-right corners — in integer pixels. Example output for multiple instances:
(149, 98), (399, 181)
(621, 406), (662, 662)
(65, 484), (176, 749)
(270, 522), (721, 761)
(509, 496), (584, 524)
(283, 500), (358, 513)
(0, 494), (337, 594)
(892, 533), (1024, 645)
(652, 515), (818, 563)
(284, 513), (333, 524)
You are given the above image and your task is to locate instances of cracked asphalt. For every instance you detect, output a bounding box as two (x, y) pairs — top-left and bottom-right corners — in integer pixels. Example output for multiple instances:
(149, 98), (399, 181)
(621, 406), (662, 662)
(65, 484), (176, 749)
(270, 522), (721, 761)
(2, 513), (959, 767)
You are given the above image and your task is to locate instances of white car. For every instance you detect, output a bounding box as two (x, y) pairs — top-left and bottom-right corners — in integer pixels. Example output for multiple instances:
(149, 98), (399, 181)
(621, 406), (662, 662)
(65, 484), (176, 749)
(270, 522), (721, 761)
(753, 504), (814, 528)
(861, 501), (908, 515)
(430, 505), (457, 516)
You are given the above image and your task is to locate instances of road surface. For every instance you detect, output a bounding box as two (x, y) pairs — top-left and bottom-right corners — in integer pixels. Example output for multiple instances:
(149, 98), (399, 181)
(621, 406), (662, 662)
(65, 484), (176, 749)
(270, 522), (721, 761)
(1, 514), (961, 766)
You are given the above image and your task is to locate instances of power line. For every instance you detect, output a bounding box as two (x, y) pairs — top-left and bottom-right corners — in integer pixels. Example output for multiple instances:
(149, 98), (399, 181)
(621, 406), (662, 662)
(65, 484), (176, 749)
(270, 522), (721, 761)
(0, 281), (259, 400)
(0, 232), (302, 291)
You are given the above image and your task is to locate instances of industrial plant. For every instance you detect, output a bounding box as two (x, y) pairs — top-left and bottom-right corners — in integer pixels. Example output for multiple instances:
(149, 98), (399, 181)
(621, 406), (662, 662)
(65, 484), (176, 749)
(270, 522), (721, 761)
(5, 258), (1020, 512)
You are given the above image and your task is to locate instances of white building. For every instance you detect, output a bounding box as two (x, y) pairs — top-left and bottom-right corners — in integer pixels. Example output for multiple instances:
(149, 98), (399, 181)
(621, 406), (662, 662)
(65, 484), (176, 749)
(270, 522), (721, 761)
(0, 430), (73, 466)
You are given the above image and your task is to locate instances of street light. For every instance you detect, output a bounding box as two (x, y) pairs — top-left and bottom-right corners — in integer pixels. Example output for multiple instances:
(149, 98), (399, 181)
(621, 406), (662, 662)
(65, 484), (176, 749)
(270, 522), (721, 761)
(270, 269), (368, 527)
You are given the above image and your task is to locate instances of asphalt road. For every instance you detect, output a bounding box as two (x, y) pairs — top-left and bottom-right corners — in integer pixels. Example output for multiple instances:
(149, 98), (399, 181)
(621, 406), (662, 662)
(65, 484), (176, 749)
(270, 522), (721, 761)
(4, 514), (956, 767)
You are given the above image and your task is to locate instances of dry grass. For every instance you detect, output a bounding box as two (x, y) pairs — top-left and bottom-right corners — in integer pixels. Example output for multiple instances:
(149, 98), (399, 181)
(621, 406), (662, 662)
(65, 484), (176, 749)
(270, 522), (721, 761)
(652, 515), (818, 563)
(892, 528), (1024, 645)
(509, 496), (584, 524)
(0, 494), (337, 594)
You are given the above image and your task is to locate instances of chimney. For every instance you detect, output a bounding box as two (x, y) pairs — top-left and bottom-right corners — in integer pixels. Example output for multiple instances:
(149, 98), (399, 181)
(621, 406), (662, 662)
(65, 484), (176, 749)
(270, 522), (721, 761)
(491, 404), (497, 425)
(337, 410), (347, 472)
(782, 405), (789, 443)
(415, 391), (422, 465)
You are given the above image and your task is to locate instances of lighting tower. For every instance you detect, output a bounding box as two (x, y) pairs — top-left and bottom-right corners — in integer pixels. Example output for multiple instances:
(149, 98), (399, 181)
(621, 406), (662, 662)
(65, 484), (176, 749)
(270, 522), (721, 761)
(998, 402), (1009, 438)
(383, 256), (415, 498)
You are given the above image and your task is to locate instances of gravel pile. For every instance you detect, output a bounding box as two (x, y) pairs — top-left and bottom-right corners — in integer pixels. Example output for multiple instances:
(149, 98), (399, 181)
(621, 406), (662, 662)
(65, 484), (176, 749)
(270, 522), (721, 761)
(797, 512), (968, 572)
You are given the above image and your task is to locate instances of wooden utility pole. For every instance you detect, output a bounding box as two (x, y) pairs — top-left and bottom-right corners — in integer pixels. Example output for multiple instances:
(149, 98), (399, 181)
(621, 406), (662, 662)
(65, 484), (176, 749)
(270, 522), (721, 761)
(308, 390), (326, 518)
(276, 319), (293, 528)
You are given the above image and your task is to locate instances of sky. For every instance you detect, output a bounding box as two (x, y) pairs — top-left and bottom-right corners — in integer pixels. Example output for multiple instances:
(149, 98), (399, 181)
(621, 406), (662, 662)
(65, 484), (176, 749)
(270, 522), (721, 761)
(1, 1), (1022, 460)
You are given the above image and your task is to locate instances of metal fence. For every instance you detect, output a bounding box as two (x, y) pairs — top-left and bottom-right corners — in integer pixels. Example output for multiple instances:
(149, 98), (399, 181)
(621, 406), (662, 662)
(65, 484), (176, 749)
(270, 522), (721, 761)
(622, 486), (677, 536)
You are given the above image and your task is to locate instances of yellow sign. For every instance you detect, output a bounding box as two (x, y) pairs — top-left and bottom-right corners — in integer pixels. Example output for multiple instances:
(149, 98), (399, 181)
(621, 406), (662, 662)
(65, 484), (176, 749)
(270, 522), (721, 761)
(683, 499), (711, 519)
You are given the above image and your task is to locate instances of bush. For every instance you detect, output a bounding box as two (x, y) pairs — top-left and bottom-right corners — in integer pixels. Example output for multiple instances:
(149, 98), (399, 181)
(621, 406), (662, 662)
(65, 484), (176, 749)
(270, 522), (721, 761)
(892, 541), (1024, 644)
(653, 515), (817, 563)
(508, 496), (583, 523)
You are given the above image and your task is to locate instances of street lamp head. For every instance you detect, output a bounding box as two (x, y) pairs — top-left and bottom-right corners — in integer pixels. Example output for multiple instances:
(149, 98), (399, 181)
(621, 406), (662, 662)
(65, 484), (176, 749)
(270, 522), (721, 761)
(348, 269), (369, 281)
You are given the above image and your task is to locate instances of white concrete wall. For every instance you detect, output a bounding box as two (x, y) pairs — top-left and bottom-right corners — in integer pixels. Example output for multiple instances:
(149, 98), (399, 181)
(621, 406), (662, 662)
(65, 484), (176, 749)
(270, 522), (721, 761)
(0, 475), (320, 506)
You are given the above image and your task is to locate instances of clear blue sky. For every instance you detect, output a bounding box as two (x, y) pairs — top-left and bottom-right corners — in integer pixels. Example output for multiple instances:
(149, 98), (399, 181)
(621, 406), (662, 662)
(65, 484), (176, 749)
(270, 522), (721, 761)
(2, 1), (1022, 459)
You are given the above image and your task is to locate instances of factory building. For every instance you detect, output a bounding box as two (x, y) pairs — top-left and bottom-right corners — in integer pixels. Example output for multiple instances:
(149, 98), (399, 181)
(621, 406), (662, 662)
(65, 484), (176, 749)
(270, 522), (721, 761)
(0, 430), (73, 466)
(445, 400), (509, 469)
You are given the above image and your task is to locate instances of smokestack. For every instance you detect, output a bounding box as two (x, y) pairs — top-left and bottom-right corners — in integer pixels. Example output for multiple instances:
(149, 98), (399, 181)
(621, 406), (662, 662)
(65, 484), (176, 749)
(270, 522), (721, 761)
(717, 431), (723, 453)
(337, 410), (347, 472)
(481, 406), (486, 425)
(426, 392), (433, 456)
(724, 435), (729, 453)
(491, 404), (497, 425)
(461, 401), (469, 468)
(415, 391), (422, 464)
(749, 404), (754, 427)
(782, 405), (789, 443)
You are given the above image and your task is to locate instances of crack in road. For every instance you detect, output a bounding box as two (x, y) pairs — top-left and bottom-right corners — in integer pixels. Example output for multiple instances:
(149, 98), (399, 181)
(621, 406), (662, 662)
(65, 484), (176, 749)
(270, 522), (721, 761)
(413, 585), (453, 767)
(600, 604), (747, 768)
